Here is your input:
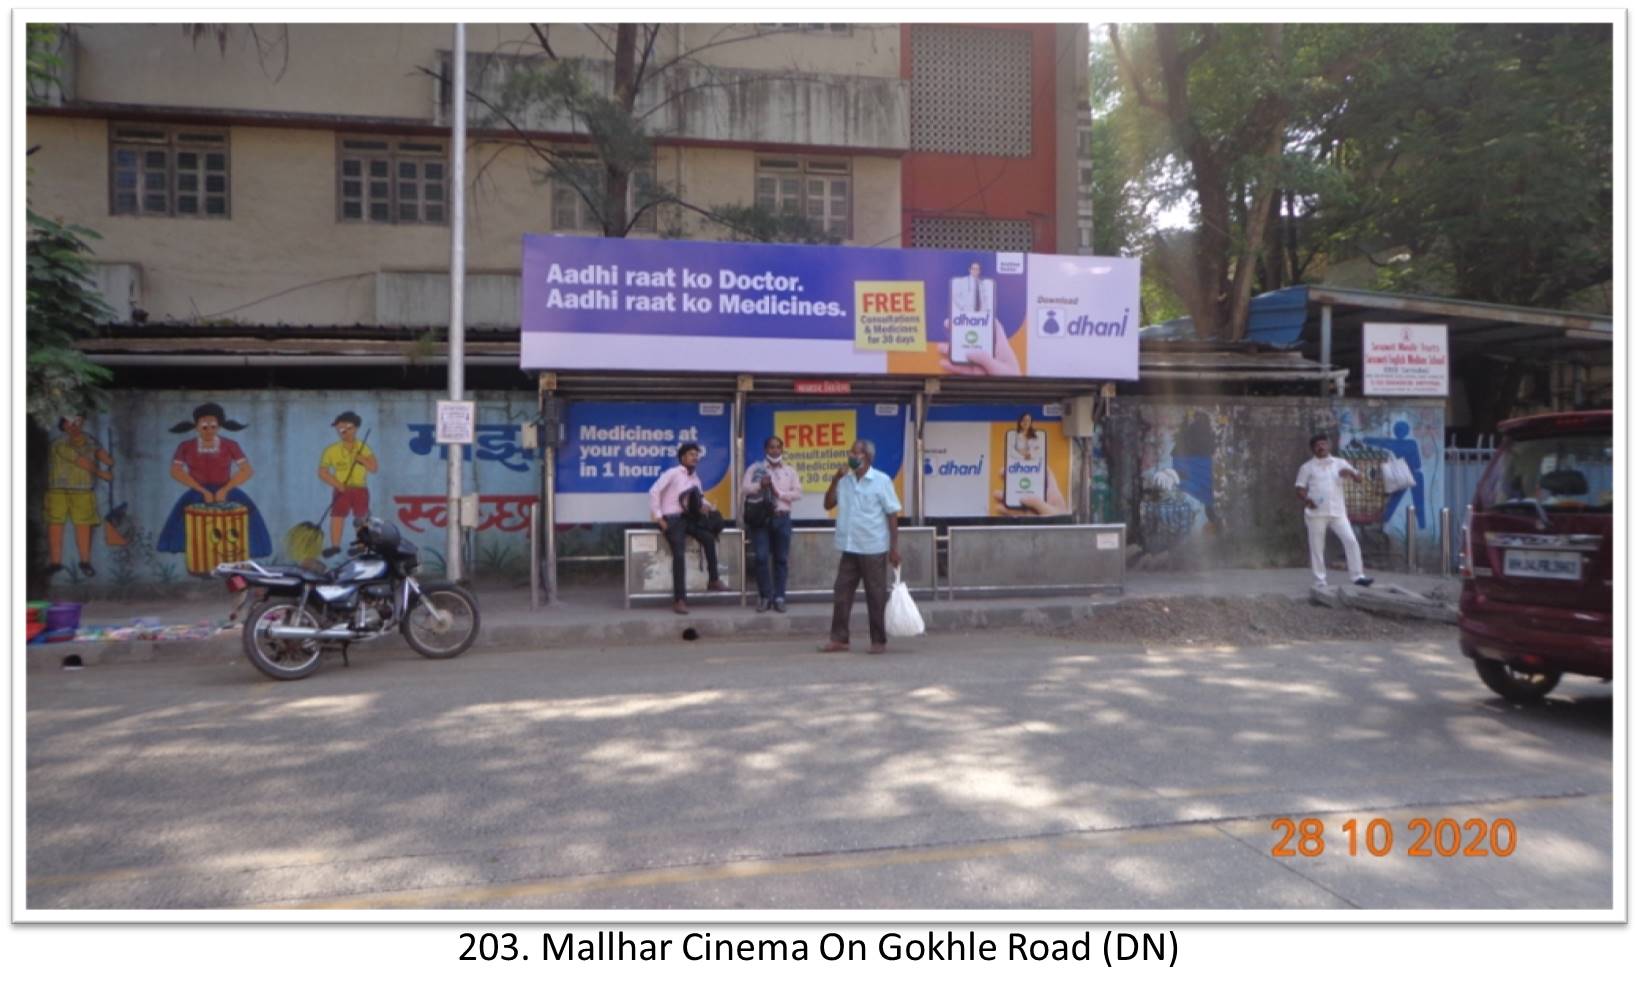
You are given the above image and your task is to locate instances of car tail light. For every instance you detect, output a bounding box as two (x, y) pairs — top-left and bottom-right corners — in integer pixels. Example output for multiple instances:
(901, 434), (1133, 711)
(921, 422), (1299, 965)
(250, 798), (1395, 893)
(1460, 505), (1475, 579)
(225, 574), (248, 593)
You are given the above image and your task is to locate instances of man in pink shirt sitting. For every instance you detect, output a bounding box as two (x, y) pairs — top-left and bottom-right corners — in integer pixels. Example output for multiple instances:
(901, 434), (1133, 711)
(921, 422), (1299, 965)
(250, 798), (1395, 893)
(742, 435), (803, 613)
(649, 442), (728, 614)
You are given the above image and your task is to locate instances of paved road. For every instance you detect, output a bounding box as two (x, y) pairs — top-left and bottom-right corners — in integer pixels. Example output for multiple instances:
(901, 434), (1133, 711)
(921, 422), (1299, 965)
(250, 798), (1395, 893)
(26, 628), (1612, 911)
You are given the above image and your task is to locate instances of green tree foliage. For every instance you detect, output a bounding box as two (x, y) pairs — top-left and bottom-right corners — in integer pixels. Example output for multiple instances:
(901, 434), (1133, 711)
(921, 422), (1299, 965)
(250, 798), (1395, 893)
(26, 24), (68, 104)
(1315, 24), (1612, 308)
(26, 210), (115, 430)
(1097, 23), (1612, 337)
(26, 24), (114, 430)
(1105, 23), (1411, 340)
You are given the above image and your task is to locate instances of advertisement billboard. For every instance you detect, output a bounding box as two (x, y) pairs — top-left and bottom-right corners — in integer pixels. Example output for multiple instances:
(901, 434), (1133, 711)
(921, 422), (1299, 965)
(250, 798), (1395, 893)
(743, 402), (910, 520)
(521, 235), (1139, 380)
(554, 401), (733, 523)
(924, 404), (1072, 518)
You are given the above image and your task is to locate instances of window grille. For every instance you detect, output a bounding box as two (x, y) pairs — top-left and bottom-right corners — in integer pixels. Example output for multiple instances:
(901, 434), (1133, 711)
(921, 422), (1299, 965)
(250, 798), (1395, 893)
(910, 26), (1033, 157)
(909, 216), (1035, 252)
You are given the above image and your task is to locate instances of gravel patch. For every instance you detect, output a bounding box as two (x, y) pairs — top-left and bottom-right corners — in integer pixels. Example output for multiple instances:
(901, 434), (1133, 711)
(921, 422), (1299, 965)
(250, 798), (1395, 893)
(1057, 594), (1454, 646)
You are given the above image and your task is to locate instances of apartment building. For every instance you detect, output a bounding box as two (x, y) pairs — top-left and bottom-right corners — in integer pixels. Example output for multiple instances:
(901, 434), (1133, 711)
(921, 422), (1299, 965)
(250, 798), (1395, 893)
(28, 22), (1092, 338)
(25, 22), (1094, 592)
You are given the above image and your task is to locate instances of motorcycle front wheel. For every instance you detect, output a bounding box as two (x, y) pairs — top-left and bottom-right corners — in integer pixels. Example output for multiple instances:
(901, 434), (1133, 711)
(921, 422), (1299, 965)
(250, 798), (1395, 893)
(401, 586), (481, 660)
(243, 600), (325, 680)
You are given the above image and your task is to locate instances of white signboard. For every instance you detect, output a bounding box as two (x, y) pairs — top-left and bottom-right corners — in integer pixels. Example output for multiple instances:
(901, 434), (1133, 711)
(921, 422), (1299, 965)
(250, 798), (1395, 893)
(435, 400), (478, 444)
(1363, 323), (1449, 397)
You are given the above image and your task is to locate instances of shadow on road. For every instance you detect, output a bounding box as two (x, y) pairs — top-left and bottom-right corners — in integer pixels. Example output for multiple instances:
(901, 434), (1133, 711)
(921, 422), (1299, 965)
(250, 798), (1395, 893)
(25, 630), (1613, 910)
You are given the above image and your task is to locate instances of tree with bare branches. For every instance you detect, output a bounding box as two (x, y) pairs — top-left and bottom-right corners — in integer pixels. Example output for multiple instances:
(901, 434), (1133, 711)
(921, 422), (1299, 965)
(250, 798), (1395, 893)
(426, 24), (839, 242)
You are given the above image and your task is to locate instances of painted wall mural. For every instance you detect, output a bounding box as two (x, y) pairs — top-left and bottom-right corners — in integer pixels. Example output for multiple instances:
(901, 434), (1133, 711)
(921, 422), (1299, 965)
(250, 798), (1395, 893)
(1104, 398), (1447, 568)
(37, 390), (539, 589)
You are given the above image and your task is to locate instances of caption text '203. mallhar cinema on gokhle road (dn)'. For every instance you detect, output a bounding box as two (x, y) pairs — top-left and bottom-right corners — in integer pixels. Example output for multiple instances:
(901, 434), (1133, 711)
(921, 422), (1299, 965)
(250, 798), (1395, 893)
(518, 233), (1141, 605)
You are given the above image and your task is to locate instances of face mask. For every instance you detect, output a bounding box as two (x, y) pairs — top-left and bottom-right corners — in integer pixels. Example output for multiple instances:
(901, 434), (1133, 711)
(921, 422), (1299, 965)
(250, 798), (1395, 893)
(847, 457), (862, 470)
(766, 455), (782, 465)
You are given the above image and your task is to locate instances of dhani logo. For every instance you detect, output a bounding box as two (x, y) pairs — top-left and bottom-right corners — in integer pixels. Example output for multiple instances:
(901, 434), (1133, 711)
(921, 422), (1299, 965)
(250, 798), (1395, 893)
(1067, 309), (1131, 338)
(932, 455), (985, 476)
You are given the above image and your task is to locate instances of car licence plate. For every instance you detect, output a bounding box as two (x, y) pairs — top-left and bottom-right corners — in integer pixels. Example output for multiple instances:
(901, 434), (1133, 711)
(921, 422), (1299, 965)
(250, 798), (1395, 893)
(1503, 548), (1582, 581)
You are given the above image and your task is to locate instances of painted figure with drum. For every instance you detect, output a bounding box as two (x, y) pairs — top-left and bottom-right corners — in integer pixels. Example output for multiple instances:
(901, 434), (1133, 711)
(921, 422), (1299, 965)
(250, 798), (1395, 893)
(155, 402), (272, 575)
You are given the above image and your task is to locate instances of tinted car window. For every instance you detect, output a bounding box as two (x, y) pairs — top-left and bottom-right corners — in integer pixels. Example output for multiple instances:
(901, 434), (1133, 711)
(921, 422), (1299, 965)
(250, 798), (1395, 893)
(1480, 432), (1613, 514)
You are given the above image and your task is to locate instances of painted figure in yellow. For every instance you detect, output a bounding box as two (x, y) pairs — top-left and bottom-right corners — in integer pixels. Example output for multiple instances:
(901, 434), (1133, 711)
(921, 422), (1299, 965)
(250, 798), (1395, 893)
(45, 415), (114, 577)
(318, 411), (379, 548)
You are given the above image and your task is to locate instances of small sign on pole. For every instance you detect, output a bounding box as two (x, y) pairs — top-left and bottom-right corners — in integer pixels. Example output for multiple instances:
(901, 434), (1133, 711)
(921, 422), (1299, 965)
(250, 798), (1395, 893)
(436, 399), (477, 444)
(1363, 323), (1449, 397)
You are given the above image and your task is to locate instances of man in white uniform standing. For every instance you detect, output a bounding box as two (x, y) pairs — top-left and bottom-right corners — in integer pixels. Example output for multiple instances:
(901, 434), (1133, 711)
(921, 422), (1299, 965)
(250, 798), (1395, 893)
(1295, 432), (1374, 589)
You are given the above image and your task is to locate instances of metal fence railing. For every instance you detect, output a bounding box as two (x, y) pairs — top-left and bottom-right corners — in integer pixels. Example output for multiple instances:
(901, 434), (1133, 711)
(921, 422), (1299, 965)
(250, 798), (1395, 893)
(1445, 437), (1497, 569)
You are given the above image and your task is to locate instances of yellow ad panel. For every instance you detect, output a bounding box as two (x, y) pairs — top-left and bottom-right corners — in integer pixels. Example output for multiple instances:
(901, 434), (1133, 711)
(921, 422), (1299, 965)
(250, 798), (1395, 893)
(854, 281), (927, 352)
(774, 408), (858, 497)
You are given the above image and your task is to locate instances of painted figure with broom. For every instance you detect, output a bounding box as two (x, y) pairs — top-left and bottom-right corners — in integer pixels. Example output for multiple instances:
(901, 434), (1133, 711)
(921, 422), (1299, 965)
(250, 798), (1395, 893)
(44, 414), (114, 577)
(318, 411), (378, 551)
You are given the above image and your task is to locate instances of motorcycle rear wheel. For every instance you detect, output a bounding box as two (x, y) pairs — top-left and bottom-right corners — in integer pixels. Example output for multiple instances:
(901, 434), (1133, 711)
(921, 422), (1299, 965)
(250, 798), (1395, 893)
(401, 587), (481, 659)
(243, 600), (325, 680)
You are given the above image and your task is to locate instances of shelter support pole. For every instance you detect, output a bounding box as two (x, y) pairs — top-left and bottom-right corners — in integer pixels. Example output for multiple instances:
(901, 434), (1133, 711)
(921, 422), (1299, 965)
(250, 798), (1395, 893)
(732, 380), (748, 518)
(1076, 437), (1092, 524)
(1320, 303), (1333, 397)
(912, 390), (927, 525)
(542, 374), (559, 606)
(733, 379), (749, 607)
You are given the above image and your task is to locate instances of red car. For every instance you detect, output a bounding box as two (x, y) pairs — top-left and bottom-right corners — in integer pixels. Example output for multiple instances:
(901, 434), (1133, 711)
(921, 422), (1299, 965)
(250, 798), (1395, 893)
(1459, 410), (1614, 702)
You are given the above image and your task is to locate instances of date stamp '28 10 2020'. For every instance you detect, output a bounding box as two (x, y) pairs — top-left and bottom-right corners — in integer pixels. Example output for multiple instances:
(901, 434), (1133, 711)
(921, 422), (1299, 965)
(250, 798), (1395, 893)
(1270, 817), (1517, 859)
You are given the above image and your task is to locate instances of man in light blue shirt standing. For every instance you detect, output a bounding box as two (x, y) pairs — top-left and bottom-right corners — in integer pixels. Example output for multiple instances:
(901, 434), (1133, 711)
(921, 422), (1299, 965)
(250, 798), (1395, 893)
(820, 439), (902, 654)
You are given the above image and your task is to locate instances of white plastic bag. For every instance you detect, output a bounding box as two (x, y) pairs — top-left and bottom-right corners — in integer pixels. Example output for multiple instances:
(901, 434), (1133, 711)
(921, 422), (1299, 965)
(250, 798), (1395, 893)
(885, 567), (925, 638)
(1381, 456), (1415, 494)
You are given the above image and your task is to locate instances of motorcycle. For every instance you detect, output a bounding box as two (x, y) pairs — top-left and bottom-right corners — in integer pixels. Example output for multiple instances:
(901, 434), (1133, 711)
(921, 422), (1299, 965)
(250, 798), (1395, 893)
(214, 517), (481, 680)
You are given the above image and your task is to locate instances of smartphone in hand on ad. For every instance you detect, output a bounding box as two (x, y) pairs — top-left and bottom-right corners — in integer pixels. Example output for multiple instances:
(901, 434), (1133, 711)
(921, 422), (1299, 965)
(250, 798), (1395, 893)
(949, 275), (995, 365)
(1004, 430), (1048, 510)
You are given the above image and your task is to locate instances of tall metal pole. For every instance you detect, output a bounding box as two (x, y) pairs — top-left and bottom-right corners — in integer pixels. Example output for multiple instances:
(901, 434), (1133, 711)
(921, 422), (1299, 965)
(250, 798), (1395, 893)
(1440, 507), (1451, 576)
(445, 23), (467, 581)
(1319, 303), (1333, 397)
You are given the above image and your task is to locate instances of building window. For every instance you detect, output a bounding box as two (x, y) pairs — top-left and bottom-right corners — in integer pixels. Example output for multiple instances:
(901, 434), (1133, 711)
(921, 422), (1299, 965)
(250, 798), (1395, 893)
(338, 137), (447, 224)
(109, 125), (230, 218)
(754, 157), (851, 239)
(550, 151), (657, 234)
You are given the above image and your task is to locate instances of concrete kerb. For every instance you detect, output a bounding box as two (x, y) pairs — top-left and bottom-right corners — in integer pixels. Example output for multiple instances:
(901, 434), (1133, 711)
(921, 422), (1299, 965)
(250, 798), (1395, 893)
(23, 569), (1453, 671)
(24, 598), (1123, 671)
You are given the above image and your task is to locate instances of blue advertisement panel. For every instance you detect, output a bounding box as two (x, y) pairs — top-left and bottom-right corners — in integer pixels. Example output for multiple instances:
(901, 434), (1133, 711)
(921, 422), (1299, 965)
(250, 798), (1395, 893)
(555, 401), (733, 523)
(744, 402), (909, 520)
(521, 234), (1140, 380)
(925, 403), (1072, 518)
